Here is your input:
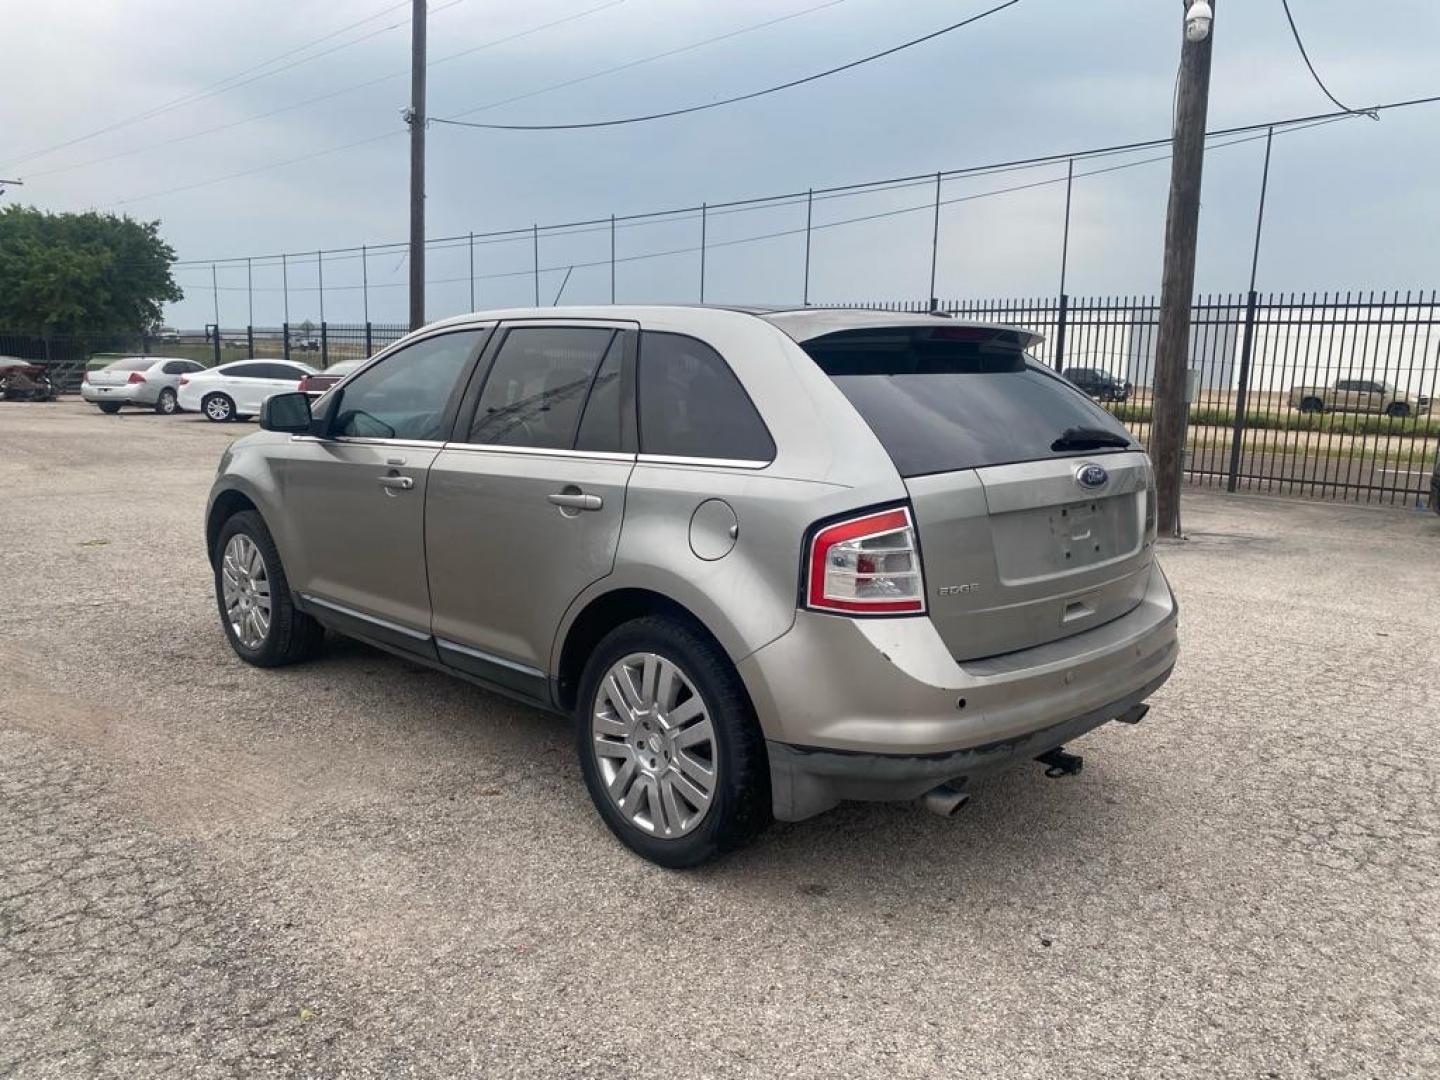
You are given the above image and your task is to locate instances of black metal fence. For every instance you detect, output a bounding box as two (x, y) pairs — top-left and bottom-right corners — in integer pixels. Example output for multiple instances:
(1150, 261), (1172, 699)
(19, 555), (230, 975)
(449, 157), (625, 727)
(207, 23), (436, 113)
(926, 290), (1438, 507)
(0, 322), (410, 394)
(5, 292), (1437, 508)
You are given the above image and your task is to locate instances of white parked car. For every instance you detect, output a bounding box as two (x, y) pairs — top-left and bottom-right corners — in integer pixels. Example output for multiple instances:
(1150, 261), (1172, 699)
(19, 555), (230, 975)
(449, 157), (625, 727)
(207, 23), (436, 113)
(178, 359), (316, 422)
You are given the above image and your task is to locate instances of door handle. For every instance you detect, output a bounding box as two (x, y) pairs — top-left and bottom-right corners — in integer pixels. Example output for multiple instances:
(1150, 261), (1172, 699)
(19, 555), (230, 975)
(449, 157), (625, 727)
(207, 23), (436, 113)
(378, 474), (414, 491)
(548, 490), (602, 511)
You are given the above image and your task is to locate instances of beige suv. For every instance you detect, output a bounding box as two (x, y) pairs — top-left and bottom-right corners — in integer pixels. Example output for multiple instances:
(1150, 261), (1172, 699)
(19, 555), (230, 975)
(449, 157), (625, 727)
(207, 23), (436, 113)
(1289, 378), (1431, 417)
(206, 307), (1179, 867)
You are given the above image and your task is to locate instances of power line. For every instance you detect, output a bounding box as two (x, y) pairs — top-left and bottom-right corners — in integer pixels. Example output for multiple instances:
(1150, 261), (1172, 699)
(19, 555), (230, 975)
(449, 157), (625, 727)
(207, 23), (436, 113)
(24, 0), (631, 182)
(1, 0), (432, 173)
(430, 0), (1022, 132)
(100, 0), (848, 207)
(441, 0), (850, 122)
(1278, 0), (1377, 120)
(163, 92), (1440, 269)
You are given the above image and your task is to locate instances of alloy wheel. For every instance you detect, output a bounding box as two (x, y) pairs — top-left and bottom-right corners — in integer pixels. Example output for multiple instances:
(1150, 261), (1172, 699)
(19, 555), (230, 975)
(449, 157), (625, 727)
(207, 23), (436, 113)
(591, 652), (717, 838)
(221, 533), (272, 649)
(205, 395), (232, 421)
(158, 389), (177, 414)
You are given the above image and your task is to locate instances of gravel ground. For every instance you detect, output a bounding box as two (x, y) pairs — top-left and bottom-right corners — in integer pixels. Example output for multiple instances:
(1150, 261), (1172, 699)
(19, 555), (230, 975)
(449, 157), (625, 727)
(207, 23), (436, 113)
(2, 400), (1437, 1079)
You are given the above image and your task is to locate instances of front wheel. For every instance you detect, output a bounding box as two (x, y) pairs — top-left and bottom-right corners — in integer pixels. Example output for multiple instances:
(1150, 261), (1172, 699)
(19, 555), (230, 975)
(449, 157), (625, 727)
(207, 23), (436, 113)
(155, 387), (178, 414)
(1386, 402), (1411, 419)
(213, 510), (323, 667)
(203, 392), (236, 422)
(576, 616), (771, 868)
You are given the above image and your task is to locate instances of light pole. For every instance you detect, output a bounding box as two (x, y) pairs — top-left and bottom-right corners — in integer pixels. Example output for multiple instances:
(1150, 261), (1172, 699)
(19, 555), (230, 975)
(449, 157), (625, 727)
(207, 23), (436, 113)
(406, 0), (427, 330)
(1151, 0), (1216, 538)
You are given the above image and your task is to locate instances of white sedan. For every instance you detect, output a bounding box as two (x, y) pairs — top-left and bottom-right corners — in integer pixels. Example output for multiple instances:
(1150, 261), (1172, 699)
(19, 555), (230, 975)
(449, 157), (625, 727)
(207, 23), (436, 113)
(177, 359), (316, 422)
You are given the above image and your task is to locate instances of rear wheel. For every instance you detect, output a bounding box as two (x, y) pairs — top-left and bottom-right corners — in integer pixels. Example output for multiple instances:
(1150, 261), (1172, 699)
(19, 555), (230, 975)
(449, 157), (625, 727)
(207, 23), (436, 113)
(203, 392), (236, 422)
(155, 387), (178, 415)
(576, 616), (770, 868)
(97, 402), (122, 414)
(213, 510), (323, 667)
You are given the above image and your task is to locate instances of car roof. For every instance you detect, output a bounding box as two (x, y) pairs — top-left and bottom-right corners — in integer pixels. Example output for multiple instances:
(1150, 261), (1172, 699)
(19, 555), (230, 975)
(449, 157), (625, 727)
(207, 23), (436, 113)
(211, 358), (315, 372)
(420, 304), (1044, 348)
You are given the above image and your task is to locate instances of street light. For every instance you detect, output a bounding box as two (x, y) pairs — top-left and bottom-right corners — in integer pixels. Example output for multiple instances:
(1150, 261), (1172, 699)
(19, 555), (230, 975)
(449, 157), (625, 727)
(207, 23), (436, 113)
(1185, 0), (1213, 43)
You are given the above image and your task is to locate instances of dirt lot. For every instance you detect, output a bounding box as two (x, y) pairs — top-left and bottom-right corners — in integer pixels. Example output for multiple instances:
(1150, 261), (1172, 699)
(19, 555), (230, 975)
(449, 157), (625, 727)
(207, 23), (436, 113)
(2, 400), (1438, 1079)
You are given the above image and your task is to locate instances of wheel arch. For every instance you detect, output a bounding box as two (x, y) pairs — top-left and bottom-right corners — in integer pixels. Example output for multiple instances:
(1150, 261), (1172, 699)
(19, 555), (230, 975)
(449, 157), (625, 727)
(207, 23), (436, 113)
(206, 489), (259, 566)
(553, 588), (740, 714)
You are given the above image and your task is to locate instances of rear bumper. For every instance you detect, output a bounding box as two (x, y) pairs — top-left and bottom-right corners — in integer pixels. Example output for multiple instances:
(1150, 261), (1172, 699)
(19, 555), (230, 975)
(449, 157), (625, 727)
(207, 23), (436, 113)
(766, 672), (1166, 820)
(82, 383), (150, 405)
(738, 560), (1178, 819)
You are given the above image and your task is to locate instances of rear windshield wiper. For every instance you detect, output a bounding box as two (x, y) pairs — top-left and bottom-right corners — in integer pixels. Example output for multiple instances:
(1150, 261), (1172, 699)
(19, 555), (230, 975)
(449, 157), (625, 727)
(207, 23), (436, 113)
(1051, 426), (1132, 452)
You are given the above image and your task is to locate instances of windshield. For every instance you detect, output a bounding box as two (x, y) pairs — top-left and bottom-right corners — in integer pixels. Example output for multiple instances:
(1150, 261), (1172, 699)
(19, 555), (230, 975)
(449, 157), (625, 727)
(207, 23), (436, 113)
(803, 327), (1138, 477)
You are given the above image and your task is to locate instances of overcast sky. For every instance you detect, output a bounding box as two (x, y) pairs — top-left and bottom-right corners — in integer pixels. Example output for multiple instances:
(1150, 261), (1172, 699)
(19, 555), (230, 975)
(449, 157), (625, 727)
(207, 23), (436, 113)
(2, 0), (1436, 327)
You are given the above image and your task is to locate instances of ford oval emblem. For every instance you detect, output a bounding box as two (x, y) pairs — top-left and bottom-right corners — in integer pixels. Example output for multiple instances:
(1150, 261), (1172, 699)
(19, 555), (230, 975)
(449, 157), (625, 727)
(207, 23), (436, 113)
(1075, 463), (1109, 490)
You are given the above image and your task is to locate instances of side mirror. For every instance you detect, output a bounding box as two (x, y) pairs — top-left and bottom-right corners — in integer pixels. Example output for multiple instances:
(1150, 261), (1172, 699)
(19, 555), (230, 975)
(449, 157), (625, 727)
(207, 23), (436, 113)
(260, 391), (313, 433)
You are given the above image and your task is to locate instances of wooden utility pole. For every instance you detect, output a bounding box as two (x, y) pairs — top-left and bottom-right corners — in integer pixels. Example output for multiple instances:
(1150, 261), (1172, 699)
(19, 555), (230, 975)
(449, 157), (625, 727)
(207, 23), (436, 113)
(406, 0), (427, 330)
(1152, 0), (1215, 537)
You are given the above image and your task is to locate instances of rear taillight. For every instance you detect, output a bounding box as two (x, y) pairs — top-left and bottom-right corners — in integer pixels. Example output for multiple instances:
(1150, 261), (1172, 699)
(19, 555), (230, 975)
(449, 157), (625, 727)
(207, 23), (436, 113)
(179, 375), (190, 386)
(1144, 465), (1157, 544)
(127, 371), (146, 384)
(805, 507), (925, 615)
(82, 371), (90, 384)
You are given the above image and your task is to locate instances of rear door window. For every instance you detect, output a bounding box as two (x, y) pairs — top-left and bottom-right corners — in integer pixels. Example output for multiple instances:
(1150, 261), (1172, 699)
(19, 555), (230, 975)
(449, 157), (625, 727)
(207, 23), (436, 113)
(637, 332), (774, 462)
(802, 327), (1136, 478)
(469, 327), (616, 450)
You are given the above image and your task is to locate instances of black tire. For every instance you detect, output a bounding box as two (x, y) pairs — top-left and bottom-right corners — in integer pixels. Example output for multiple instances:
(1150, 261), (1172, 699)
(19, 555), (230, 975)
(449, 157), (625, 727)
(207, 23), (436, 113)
(155, 387), (178, 415)
(1386, 401), (1410, 419)
(213, 510), (323, 668)
(575, 615), (771, 868)
(1298, 397), (1324, 414)
(97, 402), (122, 414)
(203, 392), (236, 422)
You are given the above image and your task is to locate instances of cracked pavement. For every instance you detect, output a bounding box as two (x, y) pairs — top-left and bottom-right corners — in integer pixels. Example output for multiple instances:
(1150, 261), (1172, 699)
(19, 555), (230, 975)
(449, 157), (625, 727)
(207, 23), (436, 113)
(1, 401), (1437, 1078)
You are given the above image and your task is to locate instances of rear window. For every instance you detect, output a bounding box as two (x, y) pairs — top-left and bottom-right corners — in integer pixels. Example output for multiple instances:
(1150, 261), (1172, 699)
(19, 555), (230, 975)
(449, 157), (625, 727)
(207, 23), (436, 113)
(803, 327), (1137, 477)
(105, 357), (154, 372)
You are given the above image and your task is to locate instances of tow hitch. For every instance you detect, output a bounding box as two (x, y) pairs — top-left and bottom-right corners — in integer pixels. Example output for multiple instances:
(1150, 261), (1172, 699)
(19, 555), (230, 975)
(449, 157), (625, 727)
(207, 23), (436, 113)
(1035, 747), (1083, 778)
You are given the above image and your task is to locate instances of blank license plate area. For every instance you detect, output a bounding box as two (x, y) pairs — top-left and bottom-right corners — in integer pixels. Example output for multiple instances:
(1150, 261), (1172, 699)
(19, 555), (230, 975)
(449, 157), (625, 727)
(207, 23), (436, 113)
(990, 496), (1134, 583)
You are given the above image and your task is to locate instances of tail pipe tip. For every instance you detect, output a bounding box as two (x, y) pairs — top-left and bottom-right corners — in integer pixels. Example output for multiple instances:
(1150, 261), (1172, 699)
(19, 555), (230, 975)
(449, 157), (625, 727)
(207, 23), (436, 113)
(922, 783), (971, 818)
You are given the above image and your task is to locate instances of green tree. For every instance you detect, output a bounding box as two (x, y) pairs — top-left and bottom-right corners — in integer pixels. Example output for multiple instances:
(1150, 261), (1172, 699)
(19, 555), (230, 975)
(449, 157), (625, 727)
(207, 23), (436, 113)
(0, 205), (182, 334)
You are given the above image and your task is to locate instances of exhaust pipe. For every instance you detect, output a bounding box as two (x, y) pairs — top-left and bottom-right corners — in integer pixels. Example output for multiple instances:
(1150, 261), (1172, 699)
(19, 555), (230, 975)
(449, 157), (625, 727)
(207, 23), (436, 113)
(922, 783), (971, 817)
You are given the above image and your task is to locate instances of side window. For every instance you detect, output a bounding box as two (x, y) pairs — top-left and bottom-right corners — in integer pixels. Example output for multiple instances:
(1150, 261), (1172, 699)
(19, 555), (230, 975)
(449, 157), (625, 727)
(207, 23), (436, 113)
(334, 330), (482, 441)
(223, 363), (267, 380)
(637, 332), (775, 462)
(1335, 380), (1354, 391)
(469, 327), (615, 449)
(574, 336), (625, 453)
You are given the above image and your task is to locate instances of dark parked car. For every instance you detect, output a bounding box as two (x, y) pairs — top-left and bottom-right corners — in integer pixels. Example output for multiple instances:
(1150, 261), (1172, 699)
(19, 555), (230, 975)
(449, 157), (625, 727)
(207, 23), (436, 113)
(0, 356), (58, 401)
(1062, 366), (1132, 402)
(1431, 452), (1439, 515)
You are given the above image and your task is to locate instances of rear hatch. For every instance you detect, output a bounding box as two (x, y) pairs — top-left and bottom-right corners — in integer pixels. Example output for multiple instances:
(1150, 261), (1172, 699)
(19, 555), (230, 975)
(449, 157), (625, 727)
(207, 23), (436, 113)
(797, 321), (1154, 662)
